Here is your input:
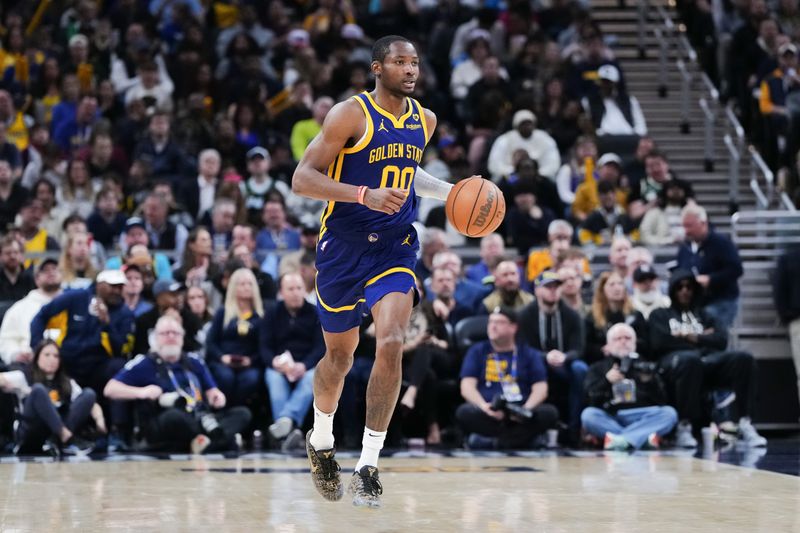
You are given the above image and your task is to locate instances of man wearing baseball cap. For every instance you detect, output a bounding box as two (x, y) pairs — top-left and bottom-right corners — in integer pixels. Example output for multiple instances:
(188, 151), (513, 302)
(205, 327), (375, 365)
(242, 145), (291, 226)
(105, 217), (174, 281)
(133, 279), (201, 357)
(583, 64), (648, 137)
(30, 269), (135, 396)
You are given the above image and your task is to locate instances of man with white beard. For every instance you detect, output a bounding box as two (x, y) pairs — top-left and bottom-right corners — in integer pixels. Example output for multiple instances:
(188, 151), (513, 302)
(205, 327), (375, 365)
(630, 265), (670, 319)
(104, 315), (251, 454)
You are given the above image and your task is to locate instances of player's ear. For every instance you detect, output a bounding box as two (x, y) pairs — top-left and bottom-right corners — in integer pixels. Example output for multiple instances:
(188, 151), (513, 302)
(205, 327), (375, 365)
(371, 60), (381, 79)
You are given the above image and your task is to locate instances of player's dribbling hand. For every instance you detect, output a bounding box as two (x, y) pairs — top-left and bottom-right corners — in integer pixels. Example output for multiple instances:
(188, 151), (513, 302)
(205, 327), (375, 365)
(364, 187), (407, 215)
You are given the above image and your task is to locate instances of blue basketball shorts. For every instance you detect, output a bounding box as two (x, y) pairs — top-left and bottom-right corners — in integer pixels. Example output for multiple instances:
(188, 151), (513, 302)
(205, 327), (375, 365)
(315, 224), (419, 333)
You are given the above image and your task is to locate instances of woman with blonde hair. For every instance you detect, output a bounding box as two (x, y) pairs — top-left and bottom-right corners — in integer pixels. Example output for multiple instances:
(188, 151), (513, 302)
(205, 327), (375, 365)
(584, 270), (647, 364)
(59, 232), (98, 289)
(56, 159), (99, 219)
(205, 268), (264, 406)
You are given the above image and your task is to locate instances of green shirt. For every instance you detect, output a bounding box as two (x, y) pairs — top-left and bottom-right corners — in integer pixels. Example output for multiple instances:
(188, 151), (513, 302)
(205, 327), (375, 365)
(290, 118), (322, 161)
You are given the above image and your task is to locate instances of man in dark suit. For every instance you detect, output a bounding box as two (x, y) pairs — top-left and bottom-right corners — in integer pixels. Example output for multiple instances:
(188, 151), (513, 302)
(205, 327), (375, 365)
(181, 148), (220, 221)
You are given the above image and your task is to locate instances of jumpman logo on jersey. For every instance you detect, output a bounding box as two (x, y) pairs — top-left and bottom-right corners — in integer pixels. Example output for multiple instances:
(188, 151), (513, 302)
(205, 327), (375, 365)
(378, 119), (388, 133)
(401, 233), (412, 246)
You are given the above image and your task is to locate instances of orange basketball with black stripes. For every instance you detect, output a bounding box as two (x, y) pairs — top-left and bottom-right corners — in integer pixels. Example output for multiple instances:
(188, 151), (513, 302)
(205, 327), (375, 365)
(445, 177), (505, 238)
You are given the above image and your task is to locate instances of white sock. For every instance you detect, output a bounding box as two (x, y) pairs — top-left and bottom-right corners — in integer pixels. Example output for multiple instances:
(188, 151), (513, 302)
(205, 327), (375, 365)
(309, 402), (336, 450)
(355, 427), (386, 472)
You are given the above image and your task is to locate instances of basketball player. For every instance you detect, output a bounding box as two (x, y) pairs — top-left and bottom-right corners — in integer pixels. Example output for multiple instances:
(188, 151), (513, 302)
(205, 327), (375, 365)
(292, 35), (466, 508)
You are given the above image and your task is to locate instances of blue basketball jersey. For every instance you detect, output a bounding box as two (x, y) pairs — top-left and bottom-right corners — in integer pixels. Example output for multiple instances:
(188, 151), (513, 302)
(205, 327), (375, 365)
(320, 92), (429, 236)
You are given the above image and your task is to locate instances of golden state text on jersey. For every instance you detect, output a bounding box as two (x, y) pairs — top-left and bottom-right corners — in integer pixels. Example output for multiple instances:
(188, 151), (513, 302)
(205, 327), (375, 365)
(320, 92), (429, 236)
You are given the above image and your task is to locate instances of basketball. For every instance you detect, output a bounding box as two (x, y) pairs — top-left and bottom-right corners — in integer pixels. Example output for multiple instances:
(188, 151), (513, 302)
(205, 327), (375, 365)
(445, 177), (506, 237)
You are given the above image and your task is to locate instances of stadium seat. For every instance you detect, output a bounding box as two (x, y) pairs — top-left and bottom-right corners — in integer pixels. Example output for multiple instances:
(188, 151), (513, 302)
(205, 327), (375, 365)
(454, 315), (489, 355)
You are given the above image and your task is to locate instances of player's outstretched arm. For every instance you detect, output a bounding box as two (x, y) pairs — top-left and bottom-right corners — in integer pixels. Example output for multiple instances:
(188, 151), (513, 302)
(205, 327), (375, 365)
(292, 99), (406, 215)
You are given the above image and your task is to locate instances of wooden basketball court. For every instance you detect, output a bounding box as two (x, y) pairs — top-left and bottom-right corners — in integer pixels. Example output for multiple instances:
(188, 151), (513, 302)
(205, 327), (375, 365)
(1, 451), (798, 531)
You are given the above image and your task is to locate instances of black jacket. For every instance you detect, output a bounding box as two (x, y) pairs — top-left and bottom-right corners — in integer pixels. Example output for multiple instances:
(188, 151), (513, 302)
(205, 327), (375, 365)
(584, 356), (668, 412)
(584, 309), (648, 364)
(676, 230), (743, 302)
(648, 269), (728, 358)
(518, 300), (584, 361)
(773, 247), (800, 324)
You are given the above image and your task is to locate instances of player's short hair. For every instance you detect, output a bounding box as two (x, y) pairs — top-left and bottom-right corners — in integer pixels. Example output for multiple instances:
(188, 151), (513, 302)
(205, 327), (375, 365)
(372, 35), (414, 63)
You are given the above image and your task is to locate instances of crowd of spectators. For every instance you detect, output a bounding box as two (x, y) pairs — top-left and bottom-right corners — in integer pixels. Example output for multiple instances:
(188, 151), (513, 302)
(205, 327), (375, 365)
(0, 0), (770, 455)
(679, 0), (800, 206)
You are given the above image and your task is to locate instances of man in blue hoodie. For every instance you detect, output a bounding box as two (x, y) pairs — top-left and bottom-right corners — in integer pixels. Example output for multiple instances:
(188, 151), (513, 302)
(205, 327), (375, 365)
(30, 269), (135, 395)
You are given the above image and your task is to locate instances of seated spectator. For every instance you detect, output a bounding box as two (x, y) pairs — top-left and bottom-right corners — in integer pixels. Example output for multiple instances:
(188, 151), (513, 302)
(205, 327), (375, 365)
(18, 198), (61, 263)
(59, 232), (98, 290)
(639, 180), (691, 246)
(649, 270), (767, 448)
(86, 186), (127, 250)
(291, 96), (333, 162)
(256, 200), (301, 279)
(507, 174), (556, 257)
(186, 285), (214, 351)
(0, 235), (34, 302)
(0, 258), (62, 366)
(677, 204), (743, 330)
(518, 271), (586, 438)
(132, 112), (191, 184)
(124, 60), (174, 114)
(759, 43), (800, 163)
(630, 265), (670, 319)
(482, 260), (535, 312)
(173, 226), (221, 287)
(181, 149), (221, 222)
(526, 220), (591, 283)
(628, 151), (694, 219)
(0, 158), (28, 230)
(279, 223), (319, 279)
(104, 316), (251, 454)
(414, 227), (447, 281)
(205, 198), (238, 256)
(429, 251), (491, 313)
(450, 30), (508, 101)
(141, 192), (189, 261)
(584, 271), (648, 365)
(623, 136), (655, 192)
(12, 341), (105, 455)
(555, 136), (598, 206)
(106, 218), (173, 281)
(230, 244), (278, 302)
(582, 64), (647, 137)
(242, 147), (291, 227)
(397, 280), (453, 446)
(557, 263), (588, 317)
(0, 124), (22, 177)
(429, 267), (475, 328)
(500, 154), (564, 219)
(53, 95), (99, 154)
(608, 236), (632, 279)
(465, 233), (505, 285)
(581, 324), (677, 450)
(578, 180), (639, 245)
(487, 110), (561, 181)
(464, 56), (515, 135)
(625, 246), (655, 286)
(80, 132), (128, 183)
(537, 77), (583, 154)
(261, 273), (324, 450)
(30, 270), (134, 396)
(134, 280), (201, 357)
(456, 307), (558, 449)
(205, 268), (264, 406)
(30, 179), (65, 243)
(61, 214), (106, 272)
(154, 180), (196, 231)
(571, 152), (629, 223)
(122, 265), (153, 318)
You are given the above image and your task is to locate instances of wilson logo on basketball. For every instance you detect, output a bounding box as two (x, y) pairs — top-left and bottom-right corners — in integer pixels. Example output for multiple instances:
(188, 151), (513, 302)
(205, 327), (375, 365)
(473, 187), (495, 227)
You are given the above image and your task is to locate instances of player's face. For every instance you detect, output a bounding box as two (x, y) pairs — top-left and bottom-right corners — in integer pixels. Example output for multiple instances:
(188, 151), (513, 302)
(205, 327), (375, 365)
(375, 42), (419, 96)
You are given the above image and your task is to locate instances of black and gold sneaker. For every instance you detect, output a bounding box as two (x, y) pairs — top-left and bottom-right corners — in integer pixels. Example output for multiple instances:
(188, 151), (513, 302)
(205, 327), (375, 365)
(305, 430), (344, 501)
(348, 465), (383, 508)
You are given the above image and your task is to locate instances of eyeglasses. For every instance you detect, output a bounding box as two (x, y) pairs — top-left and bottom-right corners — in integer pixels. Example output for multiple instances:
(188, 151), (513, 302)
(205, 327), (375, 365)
(156, 330), (184, 337)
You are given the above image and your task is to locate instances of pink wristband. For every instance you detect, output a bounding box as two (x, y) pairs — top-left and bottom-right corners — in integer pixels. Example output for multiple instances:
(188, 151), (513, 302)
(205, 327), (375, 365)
(357, 185), (368, 205)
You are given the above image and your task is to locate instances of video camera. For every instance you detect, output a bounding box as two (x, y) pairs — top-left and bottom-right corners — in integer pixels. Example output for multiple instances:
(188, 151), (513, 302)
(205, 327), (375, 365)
(615, 352), (658, 378)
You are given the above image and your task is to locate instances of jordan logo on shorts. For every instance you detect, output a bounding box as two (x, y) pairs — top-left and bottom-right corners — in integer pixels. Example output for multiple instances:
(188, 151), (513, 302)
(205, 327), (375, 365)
(378, 119), (388, 133)
(401, 233), (412, 246)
